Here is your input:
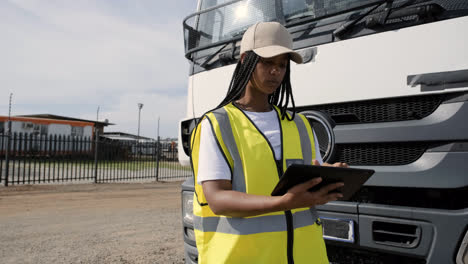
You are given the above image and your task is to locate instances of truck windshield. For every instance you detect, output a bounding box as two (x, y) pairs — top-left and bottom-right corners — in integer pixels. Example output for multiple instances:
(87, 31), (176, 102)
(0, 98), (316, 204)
(183, 0), (380, 56)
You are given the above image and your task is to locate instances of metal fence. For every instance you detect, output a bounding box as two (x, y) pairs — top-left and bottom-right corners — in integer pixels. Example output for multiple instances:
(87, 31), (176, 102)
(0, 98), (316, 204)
(0, 132), (193, 186)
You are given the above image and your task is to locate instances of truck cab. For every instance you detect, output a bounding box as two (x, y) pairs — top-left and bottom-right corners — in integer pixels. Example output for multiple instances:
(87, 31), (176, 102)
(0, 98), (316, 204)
(179, 1), (468, 263)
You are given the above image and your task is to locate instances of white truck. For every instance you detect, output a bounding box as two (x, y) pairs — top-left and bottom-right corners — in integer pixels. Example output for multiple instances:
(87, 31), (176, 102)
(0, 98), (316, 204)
(179, 0), (468, 263)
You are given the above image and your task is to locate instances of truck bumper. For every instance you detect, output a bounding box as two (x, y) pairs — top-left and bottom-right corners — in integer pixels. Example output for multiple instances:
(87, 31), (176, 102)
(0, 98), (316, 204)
(318, 203), (468, 264)
(184, 241), (198, 264)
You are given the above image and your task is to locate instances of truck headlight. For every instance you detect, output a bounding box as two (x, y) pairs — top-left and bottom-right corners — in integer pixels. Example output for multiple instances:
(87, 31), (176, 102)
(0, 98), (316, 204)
(300, 110), (336, 163)
(182, 191), (194, 225)
(457, 230), (468, 264)
(185, 227), (196, 241)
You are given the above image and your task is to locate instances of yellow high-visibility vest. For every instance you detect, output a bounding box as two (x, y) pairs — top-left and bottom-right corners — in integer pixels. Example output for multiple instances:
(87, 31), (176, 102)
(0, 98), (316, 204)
(190, 103), (329, 264)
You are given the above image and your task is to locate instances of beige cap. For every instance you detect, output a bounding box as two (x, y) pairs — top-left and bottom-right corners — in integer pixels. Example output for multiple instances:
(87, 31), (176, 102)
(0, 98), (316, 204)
(240, 22), (302, 64)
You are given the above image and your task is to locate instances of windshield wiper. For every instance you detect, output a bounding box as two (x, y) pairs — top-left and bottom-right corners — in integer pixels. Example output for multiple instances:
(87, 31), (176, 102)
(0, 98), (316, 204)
(365, 2), (444, 28)
(199, 41), (238, 69)
(285, 8), (316, 23)
(333, 0), (394, 39)
(199, 43), (229, 68)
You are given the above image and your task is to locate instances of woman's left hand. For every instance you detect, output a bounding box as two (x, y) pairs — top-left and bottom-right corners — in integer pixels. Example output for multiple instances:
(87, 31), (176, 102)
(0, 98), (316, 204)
(313, 160), (349, 168)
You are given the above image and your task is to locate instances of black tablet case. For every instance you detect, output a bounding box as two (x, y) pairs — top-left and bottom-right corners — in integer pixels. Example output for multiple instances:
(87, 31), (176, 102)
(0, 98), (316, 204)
(271, 164), (374, 200)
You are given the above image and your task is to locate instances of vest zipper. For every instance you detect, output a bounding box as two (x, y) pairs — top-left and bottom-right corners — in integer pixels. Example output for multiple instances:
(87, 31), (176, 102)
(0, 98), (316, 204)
(272, 110), (294, 264)
(276, 160), (294, 264)
(285, 210), (294, 264)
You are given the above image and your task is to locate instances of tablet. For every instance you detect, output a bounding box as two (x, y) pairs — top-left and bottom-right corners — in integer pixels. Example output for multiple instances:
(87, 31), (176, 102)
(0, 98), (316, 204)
(271, 164), (374, 200)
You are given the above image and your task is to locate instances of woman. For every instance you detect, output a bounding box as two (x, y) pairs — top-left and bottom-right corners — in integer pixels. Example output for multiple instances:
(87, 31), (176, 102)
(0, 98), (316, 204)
(190, 22), (347, 264)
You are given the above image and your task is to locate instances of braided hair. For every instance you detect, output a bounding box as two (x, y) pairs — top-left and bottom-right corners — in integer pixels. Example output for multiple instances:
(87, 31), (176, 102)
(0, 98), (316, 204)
(217, 51), (296, 121)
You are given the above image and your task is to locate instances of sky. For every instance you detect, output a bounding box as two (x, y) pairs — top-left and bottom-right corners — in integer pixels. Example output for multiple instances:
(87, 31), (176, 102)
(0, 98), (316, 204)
(0, 0), (199, 139)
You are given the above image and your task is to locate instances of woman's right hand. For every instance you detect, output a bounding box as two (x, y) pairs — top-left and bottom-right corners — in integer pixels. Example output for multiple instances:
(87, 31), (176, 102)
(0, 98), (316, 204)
(281, 177), (344, 210)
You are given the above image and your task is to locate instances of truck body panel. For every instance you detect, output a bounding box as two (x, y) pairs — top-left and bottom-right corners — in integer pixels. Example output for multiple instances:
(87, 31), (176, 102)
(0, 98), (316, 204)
(179, 1), (468, 263)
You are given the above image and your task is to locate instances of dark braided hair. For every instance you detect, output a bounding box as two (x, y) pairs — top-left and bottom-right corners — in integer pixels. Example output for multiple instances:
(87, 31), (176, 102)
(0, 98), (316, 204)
(269, 58), (295, 121)
(217, 51), (296, 121)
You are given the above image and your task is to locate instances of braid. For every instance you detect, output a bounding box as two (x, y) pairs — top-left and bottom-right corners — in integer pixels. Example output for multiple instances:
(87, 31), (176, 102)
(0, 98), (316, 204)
(269, 63), (296, 121)
(217, 51), (296, 121)
(217, 51), (259, 108)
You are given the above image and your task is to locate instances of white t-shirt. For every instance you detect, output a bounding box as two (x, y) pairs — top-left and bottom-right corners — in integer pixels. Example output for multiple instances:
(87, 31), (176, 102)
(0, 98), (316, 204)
(197, 109), (323, 184)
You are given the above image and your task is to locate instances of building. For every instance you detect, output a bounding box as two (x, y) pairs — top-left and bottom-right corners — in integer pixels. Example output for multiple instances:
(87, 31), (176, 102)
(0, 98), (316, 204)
(17, 114), (113, 136)
(0, 116), (97, 137)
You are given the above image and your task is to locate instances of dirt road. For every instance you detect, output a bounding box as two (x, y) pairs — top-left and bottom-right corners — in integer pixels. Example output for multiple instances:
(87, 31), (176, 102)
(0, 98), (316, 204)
(0, 181), (186, 264)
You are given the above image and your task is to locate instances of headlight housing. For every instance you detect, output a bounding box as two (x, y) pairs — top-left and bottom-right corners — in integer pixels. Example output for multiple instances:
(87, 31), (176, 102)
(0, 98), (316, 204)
(300, 110), (336, 162)
(185, 226), (196, 242)
(457, 230), (468, 264)
(181, 118), (199, 156)
(182, 191), (194, 226)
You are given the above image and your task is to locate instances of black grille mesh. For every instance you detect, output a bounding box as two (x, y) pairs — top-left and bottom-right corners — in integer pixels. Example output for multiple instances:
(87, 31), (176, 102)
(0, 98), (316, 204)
(306, 94), (443, 124)
(327, 244), (427, 264)
(335, 143), (428, 165)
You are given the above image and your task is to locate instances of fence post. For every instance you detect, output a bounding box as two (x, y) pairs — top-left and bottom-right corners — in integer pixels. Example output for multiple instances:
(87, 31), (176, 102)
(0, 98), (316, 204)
(156, 136), (160, 182)
(4, 121), (11, 187)
(94, 127), (99, 183)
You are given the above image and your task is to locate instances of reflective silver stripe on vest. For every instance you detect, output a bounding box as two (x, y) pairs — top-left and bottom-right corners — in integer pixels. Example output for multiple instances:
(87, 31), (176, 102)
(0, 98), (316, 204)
(309, 207), (320, 222)
(293, 209), (319, 229)
(194, 210), (318, 235)
(211, 108), (246, 193)
(291, 113), (313, 165)
(290, 113), (320, 222)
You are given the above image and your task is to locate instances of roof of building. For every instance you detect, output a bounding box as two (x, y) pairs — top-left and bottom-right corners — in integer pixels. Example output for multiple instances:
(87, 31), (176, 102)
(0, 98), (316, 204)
(17, 114), (114, 126)
(102, 132), (155, 142)
(0, 115), (95, 127)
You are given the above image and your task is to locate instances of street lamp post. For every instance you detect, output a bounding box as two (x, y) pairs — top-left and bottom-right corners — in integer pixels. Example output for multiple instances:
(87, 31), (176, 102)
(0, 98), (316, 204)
(4, 93), (13, 186)
(137, 103), (144, 139)
(94, 106), (100, 183)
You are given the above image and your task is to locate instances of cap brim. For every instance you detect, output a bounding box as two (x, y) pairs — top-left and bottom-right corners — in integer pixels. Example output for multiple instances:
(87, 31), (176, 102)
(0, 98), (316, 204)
(253, 45), (303, 64)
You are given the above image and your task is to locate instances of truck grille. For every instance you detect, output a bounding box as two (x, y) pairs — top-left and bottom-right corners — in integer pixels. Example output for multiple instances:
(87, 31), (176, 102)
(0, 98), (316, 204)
(327, 244), (426, 264)
(299, 93), (444, 124)
(350, 186), (468, 210)
(334, 142), (428, 165)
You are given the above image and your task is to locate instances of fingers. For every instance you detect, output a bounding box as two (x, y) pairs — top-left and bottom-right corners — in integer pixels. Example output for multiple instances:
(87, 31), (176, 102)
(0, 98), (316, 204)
(317, 183), (344, 204)
(311, 187), (344, 205)
(302, 177), (322, 190)
(285, 179), (344, 208)
(323, 162), (349, 168)
(291, 177), (322, 192)
(333, 162), (348, 168)
(312, 159), (320, 166)
(318, 182), (344, 195)
(319, 192), (343, 204)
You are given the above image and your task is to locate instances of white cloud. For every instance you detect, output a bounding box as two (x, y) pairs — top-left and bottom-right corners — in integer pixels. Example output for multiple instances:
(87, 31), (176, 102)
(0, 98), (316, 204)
(0, 0), (197, 138)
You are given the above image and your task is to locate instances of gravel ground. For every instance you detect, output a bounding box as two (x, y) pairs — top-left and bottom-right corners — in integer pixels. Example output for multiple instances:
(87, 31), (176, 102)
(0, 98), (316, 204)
(0, 181), (186, 264)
